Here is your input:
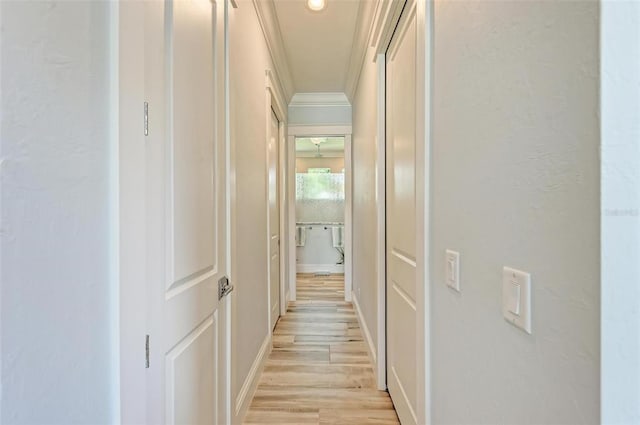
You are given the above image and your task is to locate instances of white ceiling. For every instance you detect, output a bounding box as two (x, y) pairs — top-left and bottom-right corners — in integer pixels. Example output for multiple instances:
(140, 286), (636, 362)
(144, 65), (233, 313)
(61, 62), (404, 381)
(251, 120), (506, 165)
(273, 0), (361, 93)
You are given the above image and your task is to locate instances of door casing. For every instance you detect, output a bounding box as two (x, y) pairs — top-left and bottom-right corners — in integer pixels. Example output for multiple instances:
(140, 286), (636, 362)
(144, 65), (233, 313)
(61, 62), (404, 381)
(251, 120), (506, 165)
(286, 125), (353, 303)
(265, 70), (288, 326)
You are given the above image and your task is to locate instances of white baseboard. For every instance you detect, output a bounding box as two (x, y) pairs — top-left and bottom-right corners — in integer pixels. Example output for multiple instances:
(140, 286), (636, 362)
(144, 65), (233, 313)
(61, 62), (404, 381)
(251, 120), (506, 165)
(234, 333), (271, 424)
(352, 291), (377, 368)
(296, 263), (345, 273)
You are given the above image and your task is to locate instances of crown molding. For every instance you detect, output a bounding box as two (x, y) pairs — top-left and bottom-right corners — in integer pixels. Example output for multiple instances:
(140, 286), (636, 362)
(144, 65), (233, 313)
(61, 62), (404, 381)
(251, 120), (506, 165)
(289, 92), (351, 108)
(371, 0), (407, 57)
(252, 0), (295, 102)
(344, 0), (378, 102)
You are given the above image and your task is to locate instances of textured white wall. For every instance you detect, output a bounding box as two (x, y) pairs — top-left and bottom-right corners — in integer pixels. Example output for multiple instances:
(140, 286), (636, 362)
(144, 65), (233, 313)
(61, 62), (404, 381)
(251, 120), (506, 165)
(601, 2), (640, 423)
(431, 1), (600, 423)
(351, 46), (379, 352)
(0, 1), (115, 423)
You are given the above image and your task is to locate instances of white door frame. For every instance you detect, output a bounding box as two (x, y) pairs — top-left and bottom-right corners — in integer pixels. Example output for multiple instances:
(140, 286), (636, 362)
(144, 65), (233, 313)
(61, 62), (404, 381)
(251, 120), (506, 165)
(374, 52), (387, 392)
(221, 1), (233, 422)
(265, 70), (288, 329)
(286, 125), (353, 303)
(113, 2), (146, 422)
(370, 0), (433, 422)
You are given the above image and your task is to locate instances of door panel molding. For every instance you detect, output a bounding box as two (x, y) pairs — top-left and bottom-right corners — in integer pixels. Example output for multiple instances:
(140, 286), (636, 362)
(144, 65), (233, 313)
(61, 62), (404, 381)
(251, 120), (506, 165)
(165, 313), (218, 425)
(390, 366), (418, 423)
(165, 0), (217, 296)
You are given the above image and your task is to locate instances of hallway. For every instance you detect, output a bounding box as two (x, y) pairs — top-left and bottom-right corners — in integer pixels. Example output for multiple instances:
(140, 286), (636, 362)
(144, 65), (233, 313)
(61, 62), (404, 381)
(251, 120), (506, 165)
(2, 0), (639, 424)
(245, 275), (399, 425)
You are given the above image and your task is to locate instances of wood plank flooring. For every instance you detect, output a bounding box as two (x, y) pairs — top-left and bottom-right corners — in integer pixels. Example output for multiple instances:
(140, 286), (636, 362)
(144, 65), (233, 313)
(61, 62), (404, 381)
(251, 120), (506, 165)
(245, 274), (399, 425)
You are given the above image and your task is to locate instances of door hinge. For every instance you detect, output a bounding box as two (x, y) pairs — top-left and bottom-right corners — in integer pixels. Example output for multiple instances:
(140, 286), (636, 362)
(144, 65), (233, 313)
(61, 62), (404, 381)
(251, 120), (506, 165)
(218, 276), (234, 300)
(144, 102), (149, 136)
(145, 334), (150, 368)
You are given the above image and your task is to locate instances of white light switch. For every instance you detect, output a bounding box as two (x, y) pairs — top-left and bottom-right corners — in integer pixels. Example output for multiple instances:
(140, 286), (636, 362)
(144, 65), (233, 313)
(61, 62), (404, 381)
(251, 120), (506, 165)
(445, 250), (460, 292)
(502, 267), (531, 334)
(507, 281), (521, 315)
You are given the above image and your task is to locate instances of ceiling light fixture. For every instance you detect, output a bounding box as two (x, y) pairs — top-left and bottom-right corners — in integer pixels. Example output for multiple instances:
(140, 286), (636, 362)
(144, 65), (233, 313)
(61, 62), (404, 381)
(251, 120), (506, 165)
(307, 0), (326, 12)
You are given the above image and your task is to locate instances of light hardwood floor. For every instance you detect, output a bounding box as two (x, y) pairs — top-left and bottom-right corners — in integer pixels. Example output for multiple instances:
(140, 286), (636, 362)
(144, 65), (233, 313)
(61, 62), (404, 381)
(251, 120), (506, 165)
(244, 274), (400, 425)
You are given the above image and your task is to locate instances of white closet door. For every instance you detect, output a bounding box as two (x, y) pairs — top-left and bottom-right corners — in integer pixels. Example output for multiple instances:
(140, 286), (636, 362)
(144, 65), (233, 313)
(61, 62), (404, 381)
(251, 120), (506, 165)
(386, 3), (418, 424)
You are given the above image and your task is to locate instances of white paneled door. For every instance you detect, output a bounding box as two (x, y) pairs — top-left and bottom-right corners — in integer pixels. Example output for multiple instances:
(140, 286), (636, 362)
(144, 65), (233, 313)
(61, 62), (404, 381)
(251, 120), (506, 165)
(144, 0), (229, 424)
(268, 108), (281, 330)
(386, 2), (419, 424)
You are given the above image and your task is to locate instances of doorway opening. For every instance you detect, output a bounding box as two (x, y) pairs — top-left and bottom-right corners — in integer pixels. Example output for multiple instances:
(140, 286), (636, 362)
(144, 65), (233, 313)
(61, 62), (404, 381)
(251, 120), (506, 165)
(295, 136), (346, 291)
(287, 127), (353, 304)
(294, 136), (347, 300)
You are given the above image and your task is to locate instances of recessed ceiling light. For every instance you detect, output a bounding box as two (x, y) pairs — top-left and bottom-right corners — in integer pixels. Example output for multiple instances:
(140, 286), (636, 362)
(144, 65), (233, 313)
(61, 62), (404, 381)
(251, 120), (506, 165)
(307, 0), (326, 12)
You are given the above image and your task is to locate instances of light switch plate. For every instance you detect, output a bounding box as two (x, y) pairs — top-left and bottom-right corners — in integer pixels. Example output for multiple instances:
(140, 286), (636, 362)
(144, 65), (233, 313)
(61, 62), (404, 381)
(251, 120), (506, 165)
(502, 267), (531, 334)
(445, 250), (460, 292)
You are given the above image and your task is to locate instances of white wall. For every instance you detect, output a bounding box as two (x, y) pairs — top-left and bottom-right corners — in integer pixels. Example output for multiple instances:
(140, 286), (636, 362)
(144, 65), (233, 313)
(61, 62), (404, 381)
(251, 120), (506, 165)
(351, 46), (379, 357)
(228, 1), (285, 420)
(0, 2), (115, 423)
(601, 2), (640, 423)
(296, 157), (344, 173)
(431, 1), (599, 423)
(296, 226), (344, 274)
(288, 93), (351, 126)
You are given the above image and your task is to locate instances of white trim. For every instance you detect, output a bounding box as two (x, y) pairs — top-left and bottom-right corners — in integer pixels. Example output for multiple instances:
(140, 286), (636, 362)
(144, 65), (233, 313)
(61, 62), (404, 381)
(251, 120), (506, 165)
(345, 0), (378, 101)
(415, 1), (433, 424)
(344, 134), (353, 302)
(265, 69), (288, 333)
(286, 125), (353, 303)
(266, 70), (287, 123)
(116, 2), (146, 423)
(289, 92), (351, 107)
(375, 52), (387, 392)
(352, 292), (377, 365)
(371, 0), (406, 57)
(233, 334), (272, 422)
(287, 135), (297, 301)
(252, 0), (294, 101)
(296, 264), (345, 274)
(222, 0), (233, 421)
(279, 116), (288, 318)
(266, 68), (289, 318)
(288, 124), (352, 137)
(109, 1), (123, 421)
